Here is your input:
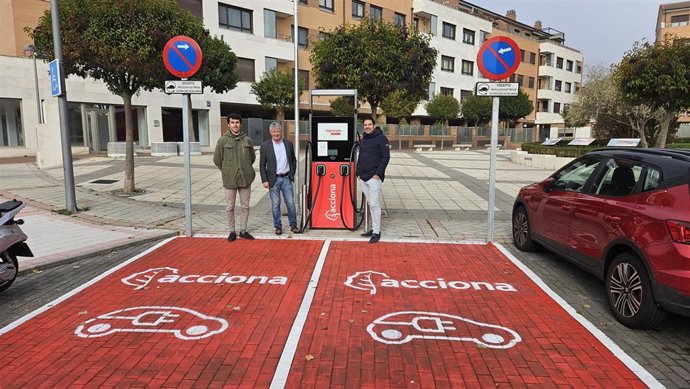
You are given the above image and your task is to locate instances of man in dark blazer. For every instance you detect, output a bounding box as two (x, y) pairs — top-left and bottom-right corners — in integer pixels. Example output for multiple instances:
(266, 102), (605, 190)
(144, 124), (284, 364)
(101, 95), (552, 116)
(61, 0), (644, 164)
(259, 121), (299, 235)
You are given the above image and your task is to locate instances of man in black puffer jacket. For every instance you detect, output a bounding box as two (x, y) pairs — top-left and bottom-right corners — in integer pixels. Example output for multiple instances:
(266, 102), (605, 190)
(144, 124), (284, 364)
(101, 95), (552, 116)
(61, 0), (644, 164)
(356, 116), (390, 243)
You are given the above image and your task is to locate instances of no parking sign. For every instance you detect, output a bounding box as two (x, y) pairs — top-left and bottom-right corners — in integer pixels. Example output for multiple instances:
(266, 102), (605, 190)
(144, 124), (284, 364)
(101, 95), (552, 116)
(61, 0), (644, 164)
(162, 35), (203, 78)
(477, 36), (520, 81)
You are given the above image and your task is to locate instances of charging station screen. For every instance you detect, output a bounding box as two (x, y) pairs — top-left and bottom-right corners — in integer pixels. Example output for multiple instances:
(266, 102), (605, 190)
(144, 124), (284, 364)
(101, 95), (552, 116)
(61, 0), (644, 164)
(318, 123), (348, 141)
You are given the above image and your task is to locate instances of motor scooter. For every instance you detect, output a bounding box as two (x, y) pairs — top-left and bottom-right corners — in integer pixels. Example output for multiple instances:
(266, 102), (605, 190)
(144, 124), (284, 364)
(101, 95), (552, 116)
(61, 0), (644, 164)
(0, 200), (33, 293)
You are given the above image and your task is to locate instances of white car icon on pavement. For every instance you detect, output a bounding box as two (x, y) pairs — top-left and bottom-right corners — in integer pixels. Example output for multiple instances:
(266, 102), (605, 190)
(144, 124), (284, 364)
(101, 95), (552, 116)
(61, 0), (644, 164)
(367, 311), (521, 349)
(75, 306), (228, 340)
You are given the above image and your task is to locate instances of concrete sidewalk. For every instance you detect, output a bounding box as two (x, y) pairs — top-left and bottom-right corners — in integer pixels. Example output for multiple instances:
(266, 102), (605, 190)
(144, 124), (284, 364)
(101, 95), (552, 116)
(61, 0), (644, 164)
(1, 149), (556, 270)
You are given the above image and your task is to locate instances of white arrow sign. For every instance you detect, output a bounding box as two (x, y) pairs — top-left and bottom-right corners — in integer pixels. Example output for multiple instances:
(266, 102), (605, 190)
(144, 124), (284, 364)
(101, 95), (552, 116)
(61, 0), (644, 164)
(176, 43), (190, 50)
(498, 47), (512, 54)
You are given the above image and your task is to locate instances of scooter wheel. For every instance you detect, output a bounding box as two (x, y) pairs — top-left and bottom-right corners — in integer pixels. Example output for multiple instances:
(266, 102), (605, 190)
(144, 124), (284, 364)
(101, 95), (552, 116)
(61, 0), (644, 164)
(0, 250), (19, 293)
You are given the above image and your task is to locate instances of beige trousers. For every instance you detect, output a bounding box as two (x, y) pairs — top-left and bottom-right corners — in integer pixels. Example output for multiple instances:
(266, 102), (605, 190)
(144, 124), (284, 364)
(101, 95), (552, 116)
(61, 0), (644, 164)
(225, 186), (251, 232)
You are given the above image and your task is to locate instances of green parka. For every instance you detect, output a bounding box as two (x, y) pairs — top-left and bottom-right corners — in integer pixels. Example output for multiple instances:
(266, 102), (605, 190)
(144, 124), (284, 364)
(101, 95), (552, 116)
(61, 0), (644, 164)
(213, 131), (256, 189)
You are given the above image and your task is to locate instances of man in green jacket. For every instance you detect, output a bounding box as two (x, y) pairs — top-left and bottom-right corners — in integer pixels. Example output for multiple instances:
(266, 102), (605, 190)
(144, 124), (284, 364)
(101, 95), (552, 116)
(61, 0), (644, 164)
(213, 113), (256, 241)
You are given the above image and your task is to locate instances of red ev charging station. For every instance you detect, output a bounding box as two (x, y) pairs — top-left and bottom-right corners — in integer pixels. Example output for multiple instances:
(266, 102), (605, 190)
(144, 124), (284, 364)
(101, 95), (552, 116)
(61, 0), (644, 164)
(306, 90), (358, 229)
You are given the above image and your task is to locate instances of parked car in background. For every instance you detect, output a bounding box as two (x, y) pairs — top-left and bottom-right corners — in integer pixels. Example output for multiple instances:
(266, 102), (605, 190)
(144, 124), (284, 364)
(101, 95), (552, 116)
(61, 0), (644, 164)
(512, 148), (690, 329)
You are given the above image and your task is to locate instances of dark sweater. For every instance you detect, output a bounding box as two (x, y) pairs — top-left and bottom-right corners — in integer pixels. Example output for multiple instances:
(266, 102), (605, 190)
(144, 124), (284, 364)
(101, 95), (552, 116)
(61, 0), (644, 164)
(356, 127), (390, 182)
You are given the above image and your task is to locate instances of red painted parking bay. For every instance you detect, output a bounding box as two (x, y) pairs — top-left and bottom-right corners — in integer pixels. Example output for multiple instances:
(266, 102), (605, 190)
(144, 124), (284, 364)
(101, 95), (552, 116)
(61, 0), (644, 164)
(0, 237), (324, 387)
(0, 239), (657, 387)
(286, 242), (651, 388)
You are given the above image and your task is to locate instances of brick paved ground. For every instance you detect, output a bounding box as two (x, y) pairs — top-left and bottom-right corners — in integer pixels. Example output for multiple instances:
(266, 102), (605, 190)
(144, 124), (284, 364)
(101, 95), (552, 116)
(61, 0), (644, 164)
(0, 238), (671, 388)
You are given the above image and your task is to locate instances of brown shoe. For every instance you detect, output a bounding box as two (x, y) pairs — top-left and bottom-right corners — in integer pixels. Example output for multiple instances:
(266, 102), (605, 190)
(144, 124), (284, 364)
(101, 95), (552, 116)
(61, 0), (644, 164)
(239, 231), (255, 240)
(290, 225), (300, 233)
(227, 232), (237, 242)
(275, 227), (282, 235)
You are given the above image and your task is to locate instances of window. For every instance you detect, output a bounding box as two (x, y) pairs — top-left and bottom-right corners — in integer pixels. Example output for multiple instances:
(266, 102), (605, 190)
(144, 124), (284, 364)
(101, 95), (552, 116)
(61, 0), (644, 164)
(564, 82), (572, 93)
(460, 90), (473, 101)
(265, 57), (278, 72)
(395, 13), (406, 27)
(576, 61), (582, 73)
(553, 158), (601, 192)
(219, 4), (252, 33)
(299, 0), (307, 4)
(555, 80), (562, 92)
(441, 55), (455, 72)
(319, 0), (333, 11)
(553, 102), (561, 113)
(556, 57), (563, 69)
(593, 159), (642, 197)
(566, 60), (573, 71)
(440, 87), (454, 96)
(236, 58), (255, 82)
(442, 22), (456, 40)
(463, 28), (475, 45)
(558, 127), (574, 138)
(352, 1), (364, 18)
(461, 60), (473, 75)
(299, 70), (310, 89)
(292, 26), (309, 47)
(574, 82), (580, 93)
(642, 167), (661, 192)
(671, 14), (689, 25)
(529, 52), (536, 64)
(517, 74), (524, 86)
(480, 30), (489, 42)
(413, 17), (419, 32)
(528, 77), (535, 89)
(264, 10), (276, 38)
(428, 82), (436, 100)
(430, 15), (438, 36)
(370, 5), (382, 20)
(520, 49), (525, 62)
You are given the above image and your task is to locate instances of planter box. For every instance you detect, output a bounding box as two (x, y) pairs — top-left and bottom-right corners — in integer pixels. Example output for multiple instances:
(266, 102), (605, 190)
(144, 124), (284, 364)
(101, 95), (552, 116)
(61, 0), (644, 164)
(176, 142), (201, 156)
(107, 142), (137, 158)
(151, 142), (178, 157)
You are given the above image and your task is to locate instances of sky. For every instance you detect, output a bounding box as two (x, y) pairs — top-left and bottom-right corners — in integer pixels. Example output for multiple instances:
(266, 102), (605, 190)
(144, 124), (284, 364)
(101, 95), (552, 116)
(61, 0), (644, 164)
(475, 0), (667, 71)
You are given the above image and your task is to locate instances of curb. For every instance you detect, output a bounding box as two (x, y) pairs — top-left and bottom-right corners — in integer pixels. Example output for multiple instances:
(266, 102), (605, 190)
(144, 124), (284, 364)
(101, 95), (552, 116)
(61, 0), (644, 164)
(17, 231), (179, 275)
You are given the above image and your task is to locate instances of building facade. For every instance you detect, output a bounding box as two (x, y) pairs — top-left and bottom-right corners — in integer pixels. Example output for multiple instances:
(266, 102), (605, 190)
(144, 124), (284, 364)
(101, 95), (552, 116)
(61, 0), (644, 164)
(0, 0), (583, 160)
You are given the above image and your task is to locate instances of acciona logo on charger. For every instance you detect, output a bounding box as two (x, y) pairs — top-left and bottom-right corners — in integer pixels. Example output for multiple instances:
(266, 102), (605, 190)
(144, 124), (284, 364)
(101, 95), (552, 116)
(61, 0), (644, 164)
(324, 183), (340, 221)
(121, 267), (288, 290)
(344, 270), (517, 295)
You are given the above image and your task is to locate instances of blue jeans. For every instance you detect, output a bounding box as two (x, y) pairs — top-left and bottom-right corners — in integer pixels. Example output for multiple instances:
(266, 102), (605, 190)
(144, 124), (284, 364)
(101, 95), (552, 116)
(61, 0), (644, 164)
(270, 176), (297, 228)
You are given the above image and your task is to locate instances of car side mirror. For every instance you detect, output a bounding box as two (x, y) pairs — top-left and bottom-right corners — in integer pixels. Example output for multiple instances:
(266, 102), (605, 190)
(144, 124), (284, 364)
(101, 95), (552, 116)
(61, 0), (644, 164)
(540, 177), (556, 191)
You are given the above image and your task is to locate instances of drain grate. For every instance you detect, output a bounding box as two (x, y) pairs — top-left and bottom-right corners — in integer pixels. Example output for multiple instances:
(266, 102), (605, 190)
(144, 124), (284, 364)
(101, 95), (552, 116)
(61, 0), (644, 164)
(89, 179), (118, 184)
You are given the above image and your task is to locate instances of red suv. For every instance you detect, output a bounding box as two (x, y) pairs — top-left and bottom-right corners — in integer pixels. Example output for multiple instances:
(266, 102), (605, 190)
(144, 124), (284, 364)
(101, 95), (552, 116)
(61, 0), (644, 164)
(512, 148), (690, 329)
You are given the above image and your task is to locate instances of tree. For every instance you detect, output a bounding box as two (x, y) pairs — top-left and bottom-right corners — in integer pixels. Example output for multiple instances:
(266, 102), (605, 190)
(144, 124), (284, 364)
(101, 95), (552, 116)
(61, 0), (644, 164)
(617, 40), (690, 148)
(30, 0), (238, 193)
(425, 95), (460, 126)
(380, 89), (418, 123)
(460, 94), (492, 127)
(250, 68), (304, 121)
(330, 97), (357, 116)
(310, 18), (437, 121)
(566, 64), (659, 147)
(499, 89), (533, 128)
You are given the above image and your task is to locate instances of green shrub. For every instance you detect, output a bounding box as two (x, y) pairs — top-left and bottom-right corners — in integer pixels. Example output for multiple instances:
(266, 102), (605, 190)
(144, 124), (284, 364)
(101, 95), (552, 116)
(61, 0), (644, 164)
(520, 142), (601, 157)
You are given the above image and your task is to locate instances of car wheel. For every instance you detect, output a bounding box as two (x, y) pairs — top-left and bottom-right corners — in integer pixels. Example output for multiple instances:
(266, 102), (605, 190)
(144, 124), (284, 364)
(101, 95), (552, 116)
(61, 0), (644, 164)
(512, 206), (536, 252)
(606, 253), (666, 329)
(0, 250), (19, 293)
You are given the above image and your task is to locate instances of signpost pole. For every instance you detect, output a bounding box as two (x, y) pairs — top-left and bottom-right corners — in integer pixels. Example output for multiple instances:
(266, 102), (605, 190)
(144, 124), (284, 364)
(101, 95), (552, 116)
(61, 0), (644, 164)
(487, 96), (499, 243)
(182, 79), (193, 237)
(50, 0), (77, 213)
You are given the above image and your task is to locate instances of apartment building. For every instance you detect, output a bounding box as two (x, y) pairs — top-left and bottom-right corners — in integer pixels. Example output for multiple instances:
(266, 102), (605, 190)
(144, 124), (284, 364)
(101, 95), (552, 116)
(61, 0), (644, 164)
(656, 1), (690, 135)
(412, 0), (492, 116)
(0, 0), (583, 159)
(656, 1), (690, 42)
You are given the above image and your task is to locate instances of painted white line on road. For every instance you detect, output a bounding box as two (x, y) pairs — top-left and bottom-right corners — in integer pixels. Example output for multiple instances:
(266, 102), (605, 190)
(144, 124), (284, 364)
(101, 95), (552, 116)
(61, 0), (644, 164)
(495, 243), (663, 389)
(270, 239), (331, 389)
(0, 237), (177, 336)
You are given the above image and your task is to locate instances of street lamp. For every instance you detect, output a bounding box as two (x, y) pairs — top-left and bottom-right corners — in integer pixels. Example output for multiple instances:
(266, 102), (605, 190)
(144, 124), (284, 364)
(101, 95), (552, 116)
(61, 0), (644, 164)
(23, 44), (43, 124)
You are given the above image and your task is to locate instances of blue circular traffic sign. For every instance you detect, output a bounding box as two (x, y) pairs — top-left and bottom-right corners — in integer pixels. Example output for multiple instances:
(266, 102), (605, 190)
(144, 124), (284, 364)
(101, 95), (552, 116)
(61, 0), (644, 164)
(163, 36), (203, 78)
(476, 36), (520, 81)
